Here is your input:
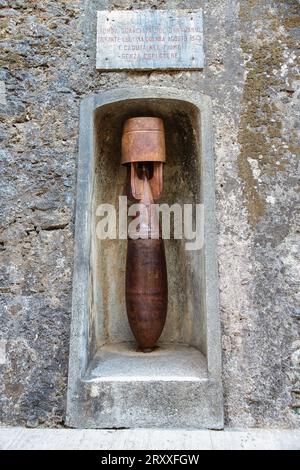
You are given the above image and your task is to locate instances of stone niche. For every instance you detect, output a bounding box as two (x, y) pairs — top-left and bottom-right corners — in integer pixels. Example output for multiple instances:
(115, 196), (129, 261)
(66, 87), (223, 428)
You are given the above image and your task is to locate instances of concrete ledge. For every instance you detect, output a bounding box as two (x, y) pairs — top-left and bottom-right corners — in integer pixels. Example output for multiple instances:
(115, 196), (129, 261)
(0, 428), (299, 450)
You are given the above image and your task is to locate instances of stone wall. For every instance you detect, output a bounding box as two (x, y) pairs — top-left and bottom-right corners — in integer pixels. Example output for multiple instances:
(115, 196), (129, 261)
(0, 0), (299, 427)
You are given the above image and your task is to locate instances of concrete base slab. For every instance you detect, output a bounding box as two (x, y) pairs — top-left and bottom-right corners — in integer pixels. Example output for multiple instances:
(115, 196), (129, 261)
(86, 343), (207, 381)
(0, 428), (299, 450)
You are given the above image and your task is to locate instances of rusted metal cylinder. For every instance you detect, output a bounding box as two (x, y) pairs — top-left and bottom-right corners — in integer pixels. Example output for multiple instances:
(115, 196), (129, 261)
(122, 116), (168, 352)
(126, 238), (168, 352)
(121, 117), (166, 164)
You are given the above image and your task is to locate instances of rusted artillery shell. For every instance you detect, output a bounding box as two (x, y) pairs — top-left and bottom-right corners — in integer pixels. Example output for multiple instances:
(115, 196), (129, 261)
(122, 116), (168, 352)
(121, 117), (166, 164)
(126, 238), (168, 352)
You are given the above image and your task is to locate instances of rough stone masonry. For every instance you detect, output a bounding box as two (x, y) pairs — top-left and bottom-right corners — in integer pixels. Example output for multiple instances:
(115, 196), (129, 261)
(0, 0), (299, 428)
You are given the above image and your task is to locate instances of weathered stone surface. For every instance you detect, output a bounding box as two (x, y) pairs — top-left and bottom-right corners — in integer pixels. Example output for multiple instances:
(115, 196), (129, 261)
(0, 0), (299, 428)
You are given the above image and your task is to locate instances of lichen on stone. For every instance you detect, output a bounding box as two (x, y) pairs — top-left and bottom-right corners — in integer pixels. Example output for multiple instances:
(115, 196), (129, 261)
(237, 0), (299, 227)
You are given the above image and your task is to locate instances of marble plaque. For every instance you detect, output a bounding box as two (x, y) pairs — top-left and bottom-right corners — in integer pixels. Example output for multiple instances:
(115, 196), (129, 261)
(96, 9), (204, 70)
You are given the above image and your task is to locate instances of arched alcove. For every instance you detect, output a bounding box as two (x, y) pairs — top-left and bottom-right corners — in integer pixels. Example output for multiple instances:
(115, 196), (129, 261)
(67, 87), (223, 429)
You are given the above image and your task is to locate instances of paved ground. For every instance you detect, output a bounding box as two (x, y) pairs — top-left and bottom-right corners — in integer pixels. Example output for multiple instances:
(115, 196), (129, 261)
(0, 428), (299, 450)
